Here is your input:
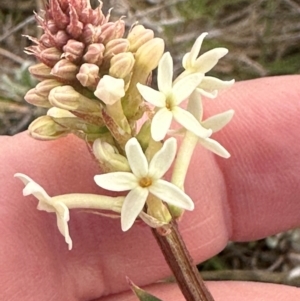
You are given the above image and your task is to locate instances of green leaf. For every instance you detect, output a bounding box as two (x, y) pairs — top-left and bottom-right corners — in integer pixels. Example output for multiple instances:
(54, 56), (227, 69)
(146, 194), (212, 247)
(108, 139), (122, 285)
(127, 277), (164, 301)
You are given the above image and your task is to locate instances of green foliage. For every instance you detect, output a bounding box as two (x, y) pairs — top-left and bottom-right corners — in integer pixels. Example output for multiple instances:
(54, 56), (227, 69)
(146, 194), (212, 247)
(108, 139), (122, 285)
(128, 278), (164, 301)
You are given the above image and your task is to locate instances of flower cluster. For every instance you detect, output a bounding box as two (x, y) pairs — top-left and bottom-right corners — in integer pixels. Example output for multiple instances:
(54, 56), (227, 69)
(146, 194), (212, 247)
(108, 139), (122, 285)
(16, 0), (234, 249)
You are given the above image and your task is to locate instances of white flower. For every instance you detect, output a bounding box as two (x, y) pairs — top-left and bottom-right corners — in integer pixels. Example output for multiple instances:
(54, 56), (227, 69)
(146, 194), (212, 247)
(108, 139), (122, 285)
(180, 32), (234, 99)
(94, 75), (125, 105)
(15, 173), (124, 250)
(94, 137), (194, 231)
(14, 173), (72, 249)
(136, 52), (212, 141)
(187, 91), (234, 158)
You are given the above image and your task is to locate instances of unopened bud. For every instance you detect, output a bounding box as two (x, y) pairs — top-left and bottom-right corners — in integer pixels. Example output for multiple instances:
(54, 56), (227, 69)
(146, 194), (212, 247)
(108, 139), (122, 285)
(48, 107), (106, 137)
(83, 43), (105, 65)
(40, 47), (62, 67)
(49, 85), (101, 113)
(76, 63), (99, 88)
(53, 30), (69, 49)
(135, 38), (165, 72)
(103, 38), (129, 62)
(94, 75), (125, 105)
(25, 79), (63, 107)
(127, 25), (154, 53)
(101, 20), (125, 44)
(146, 194), (172, 224)
(82, 24), (102, 44)
(62, 39), (85, 63)
(93, 139), (130, 172)
(66, 6), (84, 39)
(109, 52), (135, 79)
(28, 115), (69, 140)
(29, 63), (54, 81)
(51, 59), (79, 81)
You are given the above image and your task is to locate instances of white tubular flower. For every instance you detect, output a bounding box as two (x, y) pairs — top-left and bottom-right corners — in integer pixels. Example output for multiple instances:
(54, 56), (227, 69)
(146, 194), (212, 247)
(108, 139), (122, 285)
(94, 75), (125, 105)
(183, 33), (228, 73)
(137, 52), (211, 141)
(180, 32), (234, 99)
(187, 91), (234, 158)
(15, 173), (124, 250)
(14, 173), (72, 249)
(94, 137), (194, 231)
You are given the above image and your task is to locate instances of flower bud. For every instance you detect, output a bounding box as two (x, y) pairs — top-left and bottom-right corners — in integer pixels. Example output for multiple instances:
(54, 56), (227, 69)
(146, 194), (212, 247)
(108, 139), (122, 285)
(76, 63), (99, 88)
(93, 139), (130, 172)
(24, 79), (63, 107)
(146, 194), (172, 225)
(51, 59), (79, 81)
(127, 25), (154, 53)
(28, 115), (69, 140)
(103, 38), (130, 62)
(109, 52), (135, 79)
(82, 24), (102, 44)
(66, 6), (84, 39)
(62, 39), (85, 63)
(52, 30), (69, 49)
(101, 20), (125, 44)
(135, 38), (165, 72)
(29, 63), (54, 81)
(49, 85), (101, 113)
(83, 43), (105, 65)
(40, 47), (62, 67)
(94, 75), (125, 105)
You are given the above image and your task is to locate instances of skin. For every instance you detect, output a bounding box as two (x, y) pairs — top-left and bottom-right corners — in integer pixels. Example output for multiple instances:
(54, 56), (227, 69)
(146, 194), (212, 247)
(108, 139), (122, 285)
(0, 75), (299, 300)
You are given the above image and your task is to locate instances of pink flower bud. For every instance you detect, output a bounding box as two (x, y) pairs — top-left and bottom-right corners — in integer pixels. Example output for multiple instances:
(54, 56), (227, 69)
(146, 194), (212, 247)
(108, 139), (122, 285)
(82, 24), (102, 44)
(62, 39), (84, 63)
(76, 63), (99, 88)
(50, 0), (69, 30)
(101, 20), (125, 44)
(83, 43), (105, 65)
(66, 5), (83, 39)
(51, 59), (79, 81)
(40, 47), (62, 67)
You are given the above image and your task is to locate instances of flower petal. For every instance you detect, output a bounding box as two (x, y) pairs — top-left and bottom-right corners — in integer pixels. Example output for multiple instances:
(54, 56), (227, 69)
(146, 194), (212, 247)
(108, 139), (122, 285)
(14, 173), (52, 206)
(197, 88), (218, 99)
(173, 107), (211, 138)
(183, 32), (208, 69)
(173, 73), (203, 105)
(198, 137), (230, 158)
(53, 201), (72, 250)
(187, 90), (203, 121)
(199, 76), (235, 92)
(194, 48), (228, 73)
(121, 187), (148, 231)
(202, 109), (234, 133)
(94, 172), (138, 191)
(151, 108), (173, 141)
(157, 52), (173, 94)
(125, 137), (148, 178)
(136, 83), (166, 107)
(149, 180), (194, 210)
(148, 137), (177, 179)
